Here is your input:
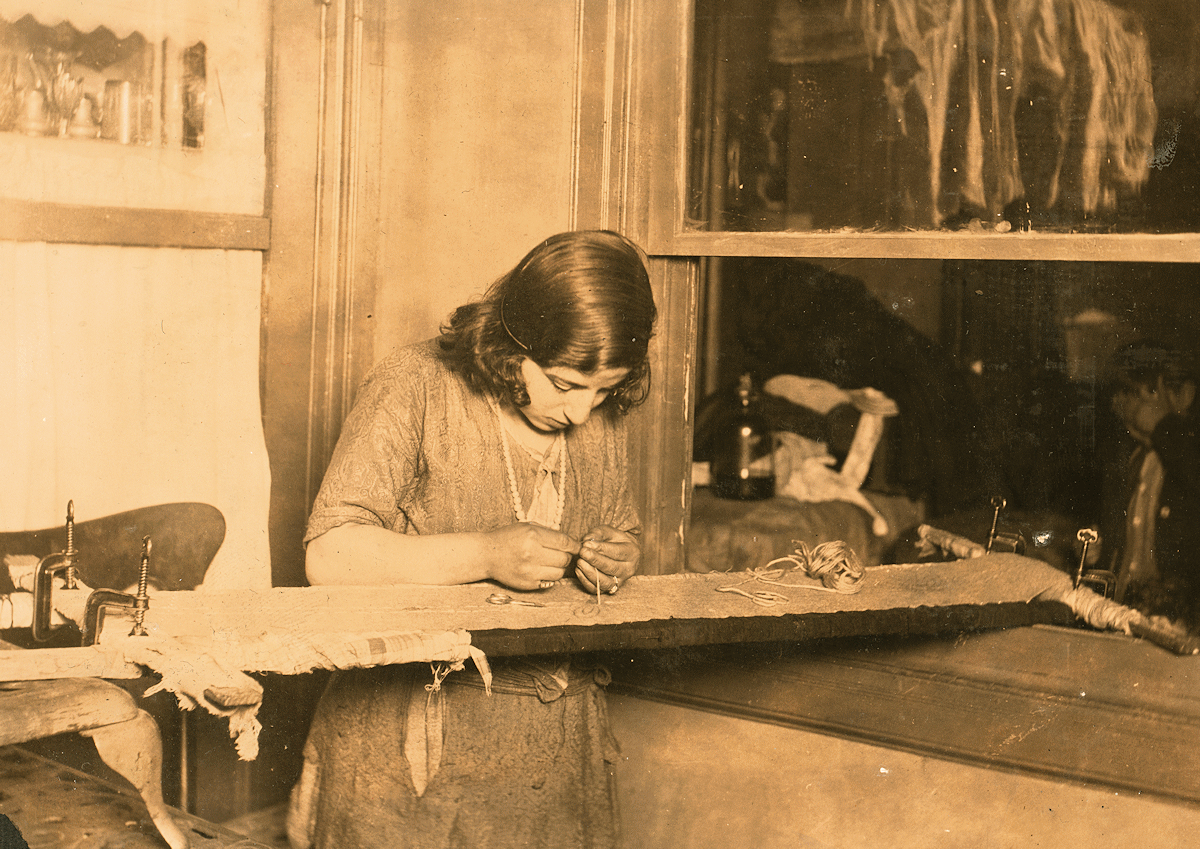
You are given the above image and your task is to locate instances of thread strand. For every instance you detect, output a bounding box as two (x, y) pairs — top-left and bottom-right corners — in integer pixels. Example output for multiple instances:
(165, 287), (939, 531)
(718, 540), (865, 606)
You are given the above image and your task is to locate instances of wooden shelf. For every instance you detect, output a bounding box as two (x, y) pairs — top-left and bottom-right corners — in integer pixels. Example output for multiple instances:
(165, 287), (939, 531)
(0, 200), (269, 250)
(652, 228), (1200, 264)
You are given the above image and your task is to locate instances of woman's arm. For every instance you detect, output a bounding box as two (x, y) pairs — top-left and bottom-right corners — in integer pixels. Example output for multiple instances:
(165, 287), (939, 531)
(306, 522), (582, 589)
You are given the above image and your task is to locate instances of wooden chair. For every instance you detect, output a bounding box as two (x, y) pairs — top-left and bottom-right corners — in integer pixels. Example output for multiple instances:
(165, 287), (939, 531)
(0, 501), (225, 596)
(1, 502), (226, 849)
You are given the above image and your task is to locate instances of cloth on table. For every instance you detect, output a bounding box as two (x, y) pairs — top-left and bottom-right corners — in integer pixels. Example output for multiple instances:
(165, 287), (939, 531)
(687, 487), (921, 574)
(140, 627), (488, 760)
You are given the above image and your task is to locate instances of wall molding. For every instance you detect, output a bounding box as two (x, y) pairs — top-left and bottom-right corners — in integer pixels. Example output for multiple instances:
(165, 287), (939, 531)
(0, 201), (270, 250)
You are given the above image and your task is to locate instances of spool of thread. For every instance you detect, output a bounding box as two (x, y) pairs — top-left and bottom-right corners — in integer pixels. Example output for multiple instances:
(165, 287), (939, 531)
(917, 523), (987, 560)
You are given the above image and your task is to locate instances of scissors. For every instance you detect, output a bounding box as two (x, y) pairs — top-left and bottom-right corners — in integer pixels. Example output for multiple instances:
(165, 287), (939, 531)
(486, 592), (546, 607)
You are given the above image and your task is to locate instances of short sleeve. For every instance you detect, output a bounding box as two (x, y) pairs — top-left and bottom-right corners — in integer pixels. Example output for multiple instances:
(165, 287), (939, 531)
(305, 351), (427, 543)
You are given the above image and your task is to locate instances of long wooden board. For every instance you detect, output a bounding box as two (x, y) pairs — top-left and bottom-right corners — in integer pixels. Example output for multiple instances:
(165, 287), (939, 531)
(0, 554), (1076, 679)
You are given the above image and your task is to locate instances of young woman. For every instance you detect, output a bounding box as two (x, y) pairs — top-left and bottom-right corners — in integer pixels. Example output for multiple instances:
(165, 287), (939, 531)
(289, 230), (657, 849)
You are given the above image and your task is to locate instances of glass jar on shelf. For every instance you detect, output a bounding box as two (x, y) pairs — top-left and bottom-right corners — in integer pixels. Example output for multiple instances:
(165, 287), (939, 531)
(709, 372), (776, 501)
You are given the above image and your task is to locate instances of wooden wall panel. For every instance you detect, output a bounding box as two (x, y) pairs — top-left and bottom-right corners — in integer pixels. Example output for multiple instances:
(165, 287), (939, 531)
(264, 0), (381, 588)
(372, 0), (579, 356)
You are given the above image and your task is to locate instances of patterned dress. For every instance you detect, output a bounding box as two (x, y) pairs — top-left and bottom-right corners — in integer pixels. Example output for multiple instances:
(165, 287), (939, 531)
(291, 340), (638, 849)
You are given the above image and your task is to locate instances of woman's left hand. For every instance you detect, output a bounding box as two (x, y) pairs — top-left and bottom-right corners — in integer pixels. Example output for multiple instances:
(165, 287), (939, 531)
(575, 525), (640, 595)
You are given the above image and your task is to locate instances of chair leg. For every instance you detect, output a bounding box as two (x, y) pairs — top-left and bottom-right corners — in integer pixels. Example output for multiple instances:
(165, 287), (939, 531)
(85, 708), (191, 849)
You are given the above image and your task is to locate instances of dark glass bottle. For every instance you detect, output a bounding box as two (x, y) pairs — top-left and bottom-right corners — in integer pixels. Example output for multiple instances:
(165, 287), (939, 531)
(710, 373), (776, 500)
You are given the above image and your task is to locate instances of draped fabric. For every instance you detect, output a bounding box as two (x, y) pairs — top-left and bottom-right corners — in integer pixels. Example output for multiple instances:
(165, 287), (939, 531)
(0, 241), (270, 589)
(827, 0), (1157, 226)
(294, 661), (620, 849)
(1115, 446), (1163, 601)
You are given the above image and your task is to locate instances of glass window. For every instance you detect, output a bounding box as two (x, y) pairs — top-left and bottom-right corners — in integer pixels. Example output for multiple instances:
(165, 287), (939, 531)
(689, 0), (1200, 235)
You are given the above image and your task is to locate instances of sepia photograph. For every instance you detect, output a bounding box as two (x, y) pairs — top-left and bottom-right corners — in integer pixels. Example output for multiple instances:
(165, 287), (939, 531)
(2, 1), (1199, 847)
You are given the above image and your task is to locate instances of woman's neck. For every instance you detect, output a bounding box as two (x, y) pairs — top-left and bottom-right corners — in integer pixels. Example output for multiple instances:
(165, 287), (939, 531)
(498, 405), (559, 457)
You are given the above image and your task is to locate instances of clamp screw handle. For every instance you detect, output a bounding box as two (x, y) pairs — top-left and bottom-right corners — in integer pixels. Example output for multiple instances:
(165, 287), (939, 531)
(130, 536), (151, 637)
(1074, 528), (1099, 588)
(986, 496), (1007, 553)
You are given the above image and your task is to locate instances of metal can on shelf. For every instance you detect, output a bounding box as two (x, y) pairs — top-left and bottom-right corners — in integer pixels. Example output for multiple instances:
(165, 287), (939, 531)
(101, 80), (140, 144)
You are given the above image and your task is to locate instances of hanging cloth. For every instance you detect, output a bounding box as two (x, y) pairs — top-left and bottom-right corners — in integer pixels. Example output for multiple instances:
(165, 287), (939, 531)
(1115, 446), (1164, 601)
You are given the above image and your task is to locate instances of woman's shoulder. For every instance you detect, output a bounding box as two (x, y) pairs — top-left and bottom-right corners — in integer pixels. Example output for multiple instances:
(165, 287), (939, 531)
(358, 338), (482, 418)
(369, 338), (449, 379)
(574, 406), (630, 458)
(362, 340), (457, 392)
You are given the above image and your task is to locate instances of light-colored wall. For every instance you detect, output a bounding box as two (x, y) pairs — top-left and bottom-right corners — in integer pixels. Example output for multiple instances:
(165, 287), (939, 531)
(373, 0), (579, 357)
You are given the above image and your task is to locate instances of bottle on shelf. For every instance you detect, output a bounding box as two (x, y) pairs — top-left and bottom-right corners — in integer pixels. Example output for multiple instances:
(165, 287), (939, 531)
(710, 372), (776, 500)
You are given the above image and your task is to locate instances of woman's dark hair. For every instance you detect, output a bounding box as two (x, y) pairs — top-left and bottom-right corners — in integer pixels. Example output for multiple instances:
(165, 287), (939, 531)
(440, 230), (657, 413)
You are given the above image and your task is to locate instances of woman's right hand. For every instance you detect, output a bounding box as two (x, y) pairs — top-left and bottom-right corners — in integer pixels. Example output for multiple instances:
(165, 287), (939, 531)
(484, 523), (581, 591)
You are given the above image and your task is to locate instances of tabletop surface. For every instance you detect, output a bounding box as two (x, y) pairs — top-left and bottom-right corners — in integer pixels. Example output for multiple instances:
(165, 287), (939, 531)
(134, 553), (1075, 657)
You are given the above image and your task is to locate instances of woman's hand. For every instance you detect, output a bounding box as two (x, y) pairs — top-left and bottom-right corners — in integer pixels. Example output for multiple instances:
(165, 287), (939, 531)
(575, 525), (640, 595)
(485, 523), (581, 591)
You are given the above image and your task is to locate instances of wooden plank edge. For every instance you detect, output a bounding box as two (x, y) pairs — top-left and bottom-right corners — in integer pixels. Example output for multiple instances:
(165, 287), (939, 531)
(0, 645), (141, 681)
(652, 228), (1200, 264)
(0, 601), (1074, 677)
(472, 600), (1075, 656)
(0, 200), (270, 250)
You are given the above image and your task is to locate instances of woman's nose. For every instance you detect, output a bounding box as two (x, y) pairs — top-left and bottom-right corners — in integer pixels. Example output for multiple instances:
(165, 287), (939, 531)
(564, 392), (599, 425)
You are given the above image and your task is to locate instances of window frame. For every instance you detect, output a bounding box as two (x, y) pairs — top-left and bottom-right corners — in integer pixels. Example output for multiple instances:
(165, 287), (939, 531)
(641, 0), (1200, 265)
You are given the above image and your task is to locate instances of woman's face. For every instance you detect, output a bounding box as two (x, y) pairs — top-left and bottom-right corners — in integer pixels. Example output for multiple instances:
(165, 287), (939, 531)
(518, 358), (630, 432)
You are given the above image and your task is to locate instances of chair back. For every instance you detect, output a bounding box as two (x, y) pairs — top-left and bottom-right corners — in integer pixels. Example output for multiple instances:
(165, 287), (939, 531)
(0, 503), (225, 593)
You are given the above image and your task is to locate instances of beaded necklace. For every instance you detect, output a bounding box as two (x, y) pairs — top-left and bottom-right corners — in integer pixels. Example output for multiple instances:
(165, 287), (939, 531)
(489, 396), (567, 530)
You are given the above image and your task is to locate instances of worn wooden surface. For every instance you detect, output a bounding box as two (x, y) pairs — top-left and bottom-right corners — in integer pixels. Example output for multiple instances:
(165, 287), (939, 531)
(1, 640), (191, 847)
(608, 624), (1200, 806)
(0, 201), (271, 250)
(136, 554), (1073, 656)
(2, 554), (1074, 667)
(0, 678), (138, 745)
